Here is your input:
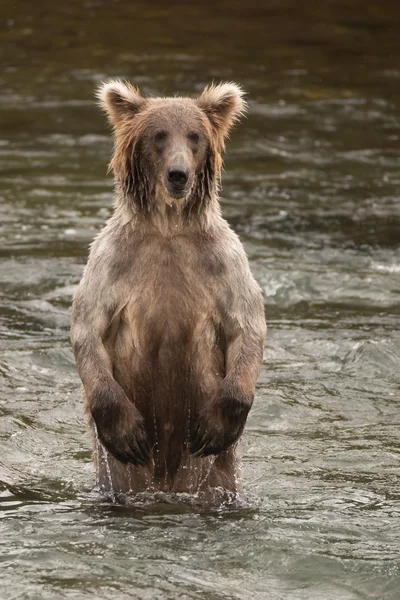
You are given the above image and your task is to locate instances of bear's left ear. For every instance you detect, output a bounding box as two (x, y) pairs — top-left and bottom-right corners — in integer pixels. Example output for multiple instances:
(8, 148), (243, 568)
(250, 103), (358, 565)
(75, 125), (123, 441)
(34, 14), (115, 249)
(96, 79), (146, 126)
(196, 82), (247, 139)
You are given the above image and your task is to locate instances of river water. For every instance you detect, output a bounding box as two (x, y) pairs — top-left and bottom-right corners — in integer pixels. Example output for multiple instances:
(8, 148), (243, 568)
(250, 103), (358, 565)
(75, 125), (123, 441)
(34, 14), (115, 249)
(1, 1), (400, 598)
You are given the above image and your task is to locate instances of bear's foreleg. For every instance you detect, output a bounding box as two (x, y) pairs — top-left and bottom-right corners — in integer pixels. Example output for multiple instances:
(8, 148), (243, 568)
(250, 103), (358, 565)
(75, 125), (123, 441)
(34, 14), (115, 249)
(71, 283), (151, 467)
(190, 323), (265, 458)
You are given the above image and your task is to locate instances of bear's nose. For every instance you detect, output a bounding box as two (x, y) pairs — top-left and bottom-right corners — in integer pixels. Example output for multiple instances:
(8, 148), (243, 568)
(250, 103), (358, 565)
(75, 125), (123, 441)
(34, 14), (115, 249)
(167, 166), (189, 186)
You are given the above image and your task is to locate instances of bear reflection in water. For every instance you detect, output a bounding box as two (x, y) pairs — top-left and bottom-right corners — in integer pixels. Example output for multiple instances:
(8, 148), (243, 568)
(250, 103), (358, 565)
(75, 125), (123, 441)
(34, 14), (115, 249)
(70, 80), (266, 496)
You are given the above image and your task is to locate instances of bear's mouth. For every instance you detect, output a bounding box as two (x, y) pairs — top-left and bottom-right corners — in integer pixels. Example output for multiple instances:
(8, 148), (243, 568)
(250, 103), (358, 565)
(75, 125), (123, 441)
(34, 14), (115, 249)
(165, 181), (192, 201)
(168, 188), (187, 200)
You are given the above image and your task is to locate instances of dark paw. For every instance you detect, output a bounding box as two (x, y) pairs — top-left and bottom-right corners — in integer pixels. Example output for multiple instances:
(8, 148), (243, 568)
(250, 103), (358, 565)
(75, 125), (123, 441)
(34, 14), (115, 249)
(91, 385), (151, 466)
(100, 422), (151, 466)
(189, 384), (252, 457)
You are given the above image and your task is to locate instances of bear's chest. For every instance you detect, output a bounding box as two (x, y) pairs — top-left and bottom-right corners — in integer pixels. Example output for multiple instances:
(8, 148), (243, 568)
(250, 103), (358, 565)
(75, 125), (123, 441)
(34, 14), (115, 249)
(125, 235), (223, 352)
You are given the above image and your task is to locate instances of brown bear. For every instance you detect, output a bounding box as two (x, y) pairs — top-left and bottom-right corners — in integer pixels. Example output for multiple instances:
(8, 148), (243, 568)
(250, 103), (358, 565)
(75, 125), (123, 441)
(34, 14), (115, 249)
(70, 80), (266, 496)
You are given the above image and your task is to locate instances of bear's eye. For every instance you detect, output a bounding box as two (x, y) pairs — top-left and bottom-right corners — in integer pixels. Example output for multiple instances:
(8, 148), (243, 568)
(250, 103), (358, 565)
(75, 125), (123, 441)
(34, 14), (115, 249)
(154, 131), (167, 144)
(188, 132), (200, 144)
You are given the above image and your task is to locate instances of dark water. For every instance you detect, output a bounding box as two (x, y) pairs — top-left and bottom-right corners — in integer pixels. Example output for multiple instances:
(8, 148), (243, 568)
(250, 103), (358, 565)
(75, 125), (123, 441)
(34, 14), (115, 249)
(1, 1), (400, 598)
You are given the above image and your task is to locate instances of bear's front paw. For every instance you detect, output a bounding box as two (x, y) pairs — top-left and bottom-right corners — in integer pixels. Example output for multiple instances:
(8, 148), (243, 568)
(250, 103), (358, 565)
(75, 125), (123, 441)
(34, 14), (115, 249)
(91, 385), (151, 466)
(189, 380), (252, 457)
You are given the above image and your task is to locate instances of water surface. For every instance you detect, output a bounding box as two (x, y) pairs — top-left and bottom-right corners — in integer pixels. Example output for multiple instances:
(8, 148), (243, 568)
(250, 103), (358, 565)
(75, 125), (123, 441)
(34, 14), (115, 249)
(1, 1), (400, 598)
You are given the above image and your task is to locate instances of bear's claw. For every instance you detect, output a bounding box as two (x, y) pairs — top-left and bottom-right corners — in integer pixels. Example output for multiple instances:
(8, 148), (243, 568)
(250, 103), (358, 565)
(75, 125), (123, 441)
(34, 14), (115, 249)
(91, 385), (152, 466)
(99, 422), (152, 466)
(189, 404), (248, 458)
(104, 429), (151, 466)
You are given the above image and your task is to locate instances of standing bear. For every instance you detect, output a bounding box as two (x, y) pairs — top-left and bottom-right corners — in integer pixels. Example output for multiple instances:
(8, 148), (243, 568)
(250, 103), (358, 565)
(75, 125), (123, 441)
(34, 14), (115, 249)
(71, 81), (266, 495)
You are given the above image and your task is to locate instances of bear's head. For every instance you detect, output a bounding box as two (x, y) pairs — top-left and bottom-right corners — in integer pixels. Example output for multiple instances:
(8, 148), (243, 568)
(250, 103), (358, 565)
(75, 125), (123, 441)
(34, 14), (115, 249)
(97, 80), (246, 214)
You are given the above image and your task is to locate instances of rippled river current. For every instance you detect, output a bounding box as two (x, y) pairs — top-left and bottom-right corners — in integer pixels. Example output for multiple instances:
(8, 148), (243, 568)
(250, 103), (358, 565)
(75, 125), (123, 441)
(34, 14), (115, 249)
(1, 1), (400, 599)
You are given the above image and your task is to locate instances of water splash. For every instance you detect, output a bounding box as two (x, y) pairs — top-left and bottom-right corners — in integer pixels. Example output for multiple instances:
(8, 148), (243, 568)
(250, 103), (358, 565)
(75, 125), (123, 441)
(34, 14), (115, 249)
(196, 455), (216, 492)
(152, 402), (160, 482)
(101, 446), (116, 503)
(163, 456), (168, 490)
(126, 465), (132, 493)
(144, 460), (154, 491)
(93, 421), (115, 503)
(188, 451), (195, 493)
(185, 386), (196, 493)
(233, 444), (243, 490)
(92, 422), (100, 485)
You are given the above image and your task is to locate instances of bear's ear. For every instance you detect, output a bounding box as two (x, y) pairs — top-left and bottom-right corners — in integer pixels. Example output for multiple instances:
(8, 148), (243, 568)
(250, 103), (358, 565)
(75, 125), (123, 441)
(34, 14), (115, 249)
(96, 80), (146, 125)
(196, 82), (247, 138)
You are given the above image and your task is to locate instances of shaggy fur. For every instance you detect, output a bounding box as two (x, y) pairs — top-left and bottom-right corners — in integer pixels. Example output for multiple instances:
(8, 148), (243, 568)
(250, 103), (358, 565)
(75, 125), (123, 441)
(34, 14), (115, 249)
(71, 81), (266, 494)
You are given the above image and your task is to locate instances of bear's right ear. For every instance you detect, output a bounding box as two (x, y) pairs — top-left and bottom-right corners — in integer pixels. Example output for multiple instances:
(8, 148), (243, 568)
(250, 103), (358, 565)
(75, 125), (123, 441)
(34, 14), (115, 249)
(96, 80), (146, 125)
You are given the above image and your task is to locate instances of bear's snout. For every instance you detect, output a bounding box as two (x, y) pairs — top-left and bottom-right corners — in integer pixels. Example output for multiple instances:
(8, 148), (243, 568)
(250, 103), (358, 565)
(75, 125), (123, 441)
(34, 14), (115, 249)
(166, 164), (190, 197)
(167, 165), (189, 186)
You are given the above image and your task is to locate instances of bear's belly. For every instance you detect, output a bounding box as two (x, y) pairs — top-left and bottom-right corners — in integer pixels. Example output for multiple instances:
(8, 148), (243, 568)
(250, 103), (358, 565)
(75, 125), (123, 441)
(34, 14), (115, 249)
(113, 302), (224, 393)
(108, 301), (225, 480)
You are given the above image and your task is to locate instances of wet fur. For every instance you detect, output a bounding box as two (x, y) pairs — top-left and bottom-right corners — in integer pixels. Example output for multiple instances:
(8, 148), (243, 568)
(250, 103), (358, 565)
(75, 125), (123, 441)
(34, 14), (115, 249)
(71, 81), (266, 494)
